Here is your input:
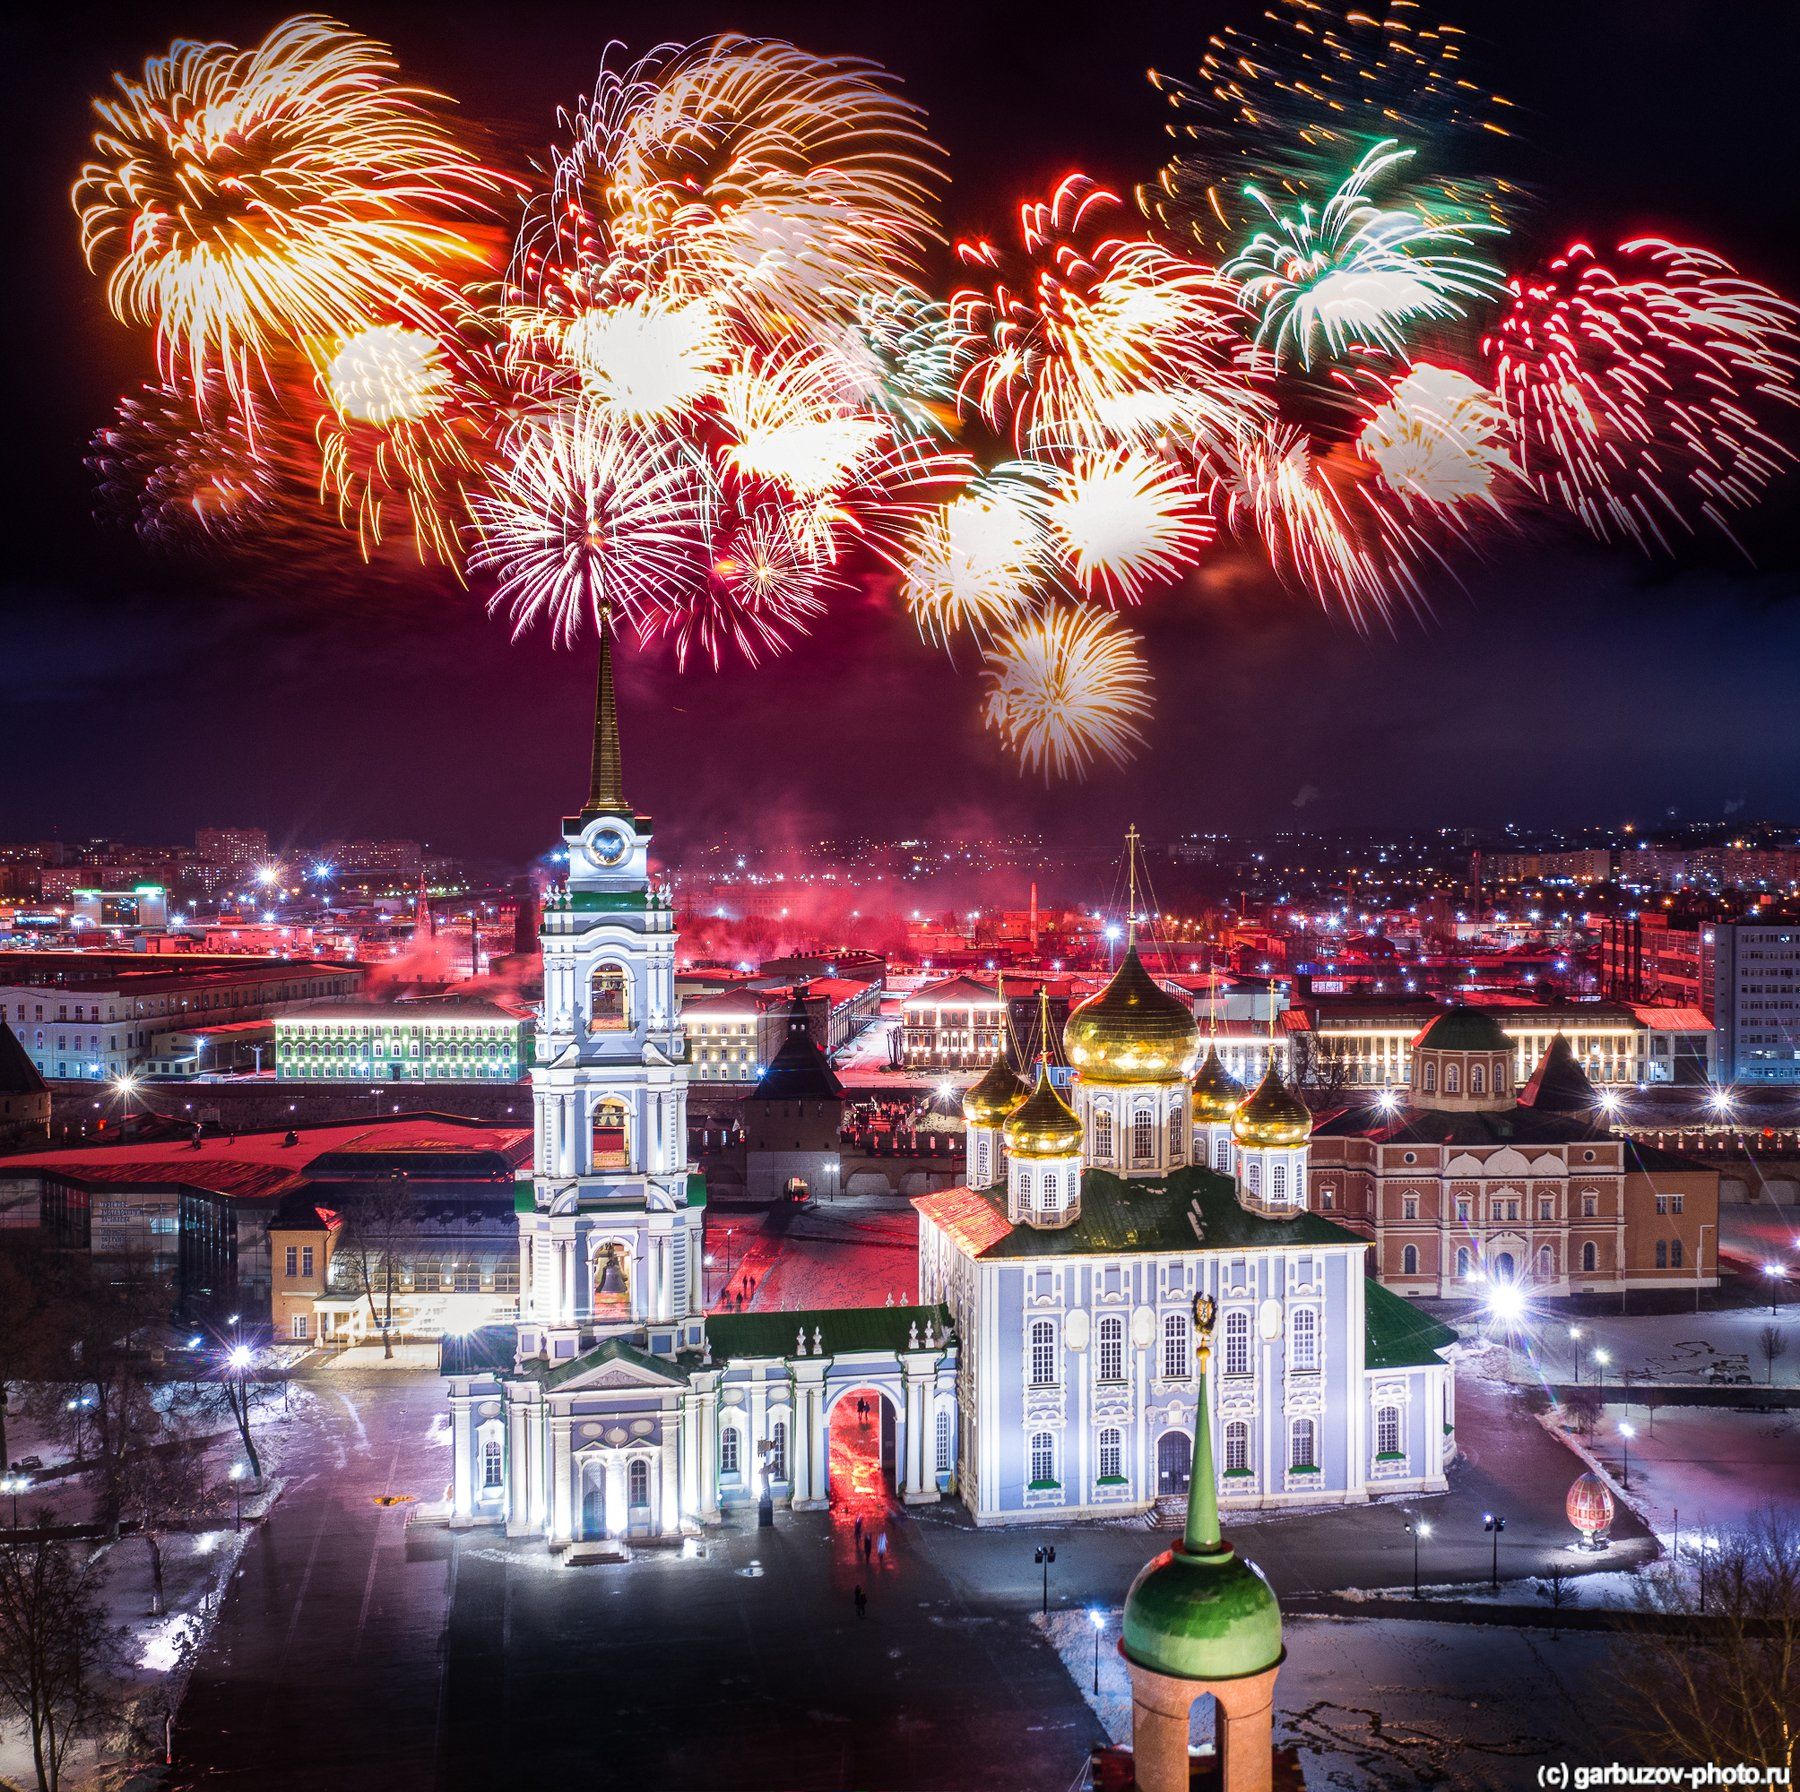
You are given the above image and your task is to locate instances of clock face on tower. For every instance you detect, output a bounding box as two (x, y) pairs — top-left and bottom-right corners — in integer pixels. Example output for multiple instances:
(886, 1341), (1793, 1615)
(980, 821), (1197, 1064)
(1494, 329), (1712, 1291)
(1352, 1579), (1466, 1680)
(587, 824), (632, 869)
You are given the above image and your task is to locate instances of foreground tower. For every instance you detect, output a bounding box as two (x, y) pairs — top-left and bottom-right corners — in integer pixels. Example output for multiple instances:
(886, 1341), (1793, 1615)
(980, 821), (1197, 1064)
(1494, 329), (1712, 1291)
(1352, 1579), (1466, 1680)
(517, 623), (704, 1364)
(1122, 1296), (1284, 1792)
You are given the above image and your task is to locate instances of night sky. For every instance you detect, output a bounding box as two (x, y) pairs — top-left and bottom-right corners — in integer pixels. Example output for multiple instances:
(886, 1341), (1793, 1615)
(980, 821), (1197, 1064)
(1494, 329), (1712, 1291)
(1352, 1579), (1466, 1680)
(4, 0), (1797, 863)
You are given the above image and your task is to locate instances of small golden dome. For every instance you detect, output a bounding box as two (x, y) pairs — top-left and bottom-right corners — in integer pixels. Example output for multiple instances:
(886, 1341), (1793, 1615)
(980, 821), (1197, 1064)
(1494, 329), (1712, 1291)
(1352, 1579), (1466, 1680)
(1063, 945), (1201, 1087)
(1191, 1045), (1244, 1124)
(963, 1052), (1028, 1126)
(1003, 1063), (1084, 1160)
(1232, 1063), (1313, 1148)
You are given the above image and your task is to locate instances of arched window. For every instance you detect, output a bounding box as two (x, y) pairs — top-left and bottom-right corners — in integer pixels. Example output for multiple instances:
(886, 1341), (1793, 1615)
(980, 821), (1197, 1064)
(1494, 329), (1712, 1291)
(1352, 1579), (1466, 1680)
(1671, 1239), (1683, 1269)
(1029, 1320), (1057, 1386)
(1223, 1309), (1251, 1377)
(1161, 1310), (1190, 1380)
(1038, 1171), (1061, 1217)
(1538, 1245), (1554, 1280)
(768, 1421), (787, 1482)
(1271, 1161), (1288, 1203)
(975, 1137), (990, 1184)
(1290, 1307), (1318, 1372)
(1655, 1239), (1668, 1269)
(1097, 1315), (1125, 1382)
(1246, 1157), (1262, 1194)
(1470, 1064), (1485, 1095)
(1091, 1425), (1122, 1483)
(1167, 1108), (1183, 1157)
(628, 1458), (651, 1506)
(1289, 1417), (1317, 1470)
(1494, 1058), (1510, 1094)
(1445, 1063), (1461, 1094)
(589, 963), (630, 1033)
(1132, 1108), (1155, 1165)
(936, 1409), (953, 1472)
(1214, 1135), (1232, 1173)
(1456, 1246), (1472, 1279)
(1015, 1168), (1032, 1212)
(1402, 1244), (1419, 1276)
(1582, 1241), (1598, 1273)
(481, 1437), (503, 1489)
(1093, 1108), (1113, 1160)
(720, 1424), (741, 1475)
(1376, 1406), (1401, 1457)
(1029, 1431), (1056, 1486)
(1224, 1420), (1250, 1474)
(1422, 1060), (1437, 1093)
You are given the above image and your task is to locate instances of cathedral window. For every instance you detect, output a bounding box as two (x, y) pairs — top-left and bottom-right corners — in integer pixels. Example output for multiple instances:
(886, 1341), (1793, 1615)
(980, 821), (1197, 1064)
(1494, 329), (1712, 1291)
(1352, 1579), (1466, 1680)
(936, 1410), (953, 1473)
(1098, 1428), (1123, 1481)
(589, 963), (630, 1033)
(1214, 1135), (1231, 1173)
(720, 1424), (741, 1475)
(1288, 1417), (1317, 1471)
(1375, 1406), (1402, 1458)
(1671, 1240), (1683, 1269)
(1094, 1109), (1113, 1160)
(1038, 1173), (1061, 1218)
(482, 1439), (503, 1489)
(628, 1458), (651, 1507)
(768, 1422), (787, 1482)
(1224, 1421), (1250, 1474)
(1582, 1242), (1597, 1272)
(1290, 1307), (1318, 1372)
(975, 1137), (990, 1184)
(1246, 1158), (1261, 1195)
(1271, 1162), (1288, 1203)
(1097, 1315), (1124, 1382)
(1167, 1108), (1182, 1157)
(1402, 1244), (1419, 1276)
(1223, 1310), (1251, 1378)
(1402, 1196), (1418, 1220)
(1029, 1432), (1056, 1486)
(1538, 1245), (1554, 1279)
(1422, 1061), (1437, 1093)
(1470, 1065), (1485, 1095)
(1132, 1108), (1155, 1165)
(1445, 1064), (1460, 1094)
(1456, 1246), (1472, 1279)
(1029, 1320), (1057, 1387)
(1161, 1311), (1190, 1381)
(1655, 1239), (1668, 1269)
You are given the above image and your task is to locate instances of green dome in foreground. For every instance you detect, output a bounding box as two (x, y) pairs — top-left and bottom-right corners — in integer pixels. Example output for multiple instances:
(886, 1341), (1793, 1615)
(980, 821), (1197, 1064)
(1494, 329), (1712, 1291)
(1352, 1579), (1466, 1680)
(1121, 1308), (1283, 1683)
(1121, 1536), (1283, 1682)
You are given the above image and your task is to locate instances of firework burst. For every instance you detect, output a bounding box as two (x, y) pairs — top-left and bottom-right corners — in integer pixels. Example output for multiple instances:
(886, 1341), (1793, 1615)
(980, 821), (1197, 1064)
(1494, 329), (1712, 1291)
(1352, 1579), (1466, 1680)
(1487, 237), (1800, 554)
(1357, 362), (1516, 508)
(982, 606), (1152, 779)
(75, 15), (507, 409)
(1044, 448), (1214, 603)
(1227, 142), (1505, 371)
(900, 470), (1055, 646)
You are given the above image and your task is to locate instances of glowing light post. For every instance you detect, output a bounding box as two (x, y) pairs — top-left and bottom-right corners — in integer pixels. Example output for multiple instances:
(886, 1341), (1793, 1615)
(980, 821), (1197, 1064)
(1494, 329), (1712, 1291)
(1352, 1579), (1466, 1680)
(223, 1342), (263, 1482)
(1618, 1420), (1635, 1490)
(228, 1462), (246, 1532)
(1483, 1512), (1506, 1593)
(1088, 1606), (1106, 1692)
(66, 1394), (95, 1463)
(1568, 1326), (1584, 1386)
(1, 1473), (27, 1530)
(1593, 1347), (1610, 1395)
(1406, 1516), (1431, 1598)
(1695, 1224), (1714, 1313)
(1765, 1261), (1786, 1317)
(1034, 1543), (1056, 1615)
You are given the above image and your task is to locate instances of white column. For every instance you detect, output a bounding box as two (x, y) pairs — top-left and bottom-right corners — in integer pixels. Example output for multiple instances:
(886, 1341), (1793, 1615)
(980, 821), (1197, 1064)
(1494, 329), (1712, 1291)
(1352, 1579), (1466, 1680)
(658, 1431), (680, 1538)
(506, 1397), (529, 1535)
(550, 1413), (573, 1543)
(697, 1384), (721, 1522)
(449, 1390), (474, 1524)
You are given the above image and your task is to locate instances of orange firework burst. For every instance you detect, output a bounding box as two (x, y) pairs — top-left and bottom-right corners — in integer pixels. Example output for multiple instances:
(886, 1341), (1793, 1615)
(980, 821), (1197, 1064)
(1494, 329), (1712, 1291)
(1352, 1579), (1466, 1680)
(75, 15), (508, 408)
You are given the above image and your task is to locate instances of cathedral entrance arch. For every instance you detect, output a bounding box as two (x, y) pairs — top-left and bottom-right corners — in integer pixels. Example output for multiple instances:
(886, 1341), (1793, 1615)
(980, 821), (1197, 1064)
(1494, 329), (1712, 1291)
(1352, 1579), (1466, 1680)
(578, 1456), (608, 1539)
(1157, 1429), (1192, 1496)
(826, 1383), (900, 1520)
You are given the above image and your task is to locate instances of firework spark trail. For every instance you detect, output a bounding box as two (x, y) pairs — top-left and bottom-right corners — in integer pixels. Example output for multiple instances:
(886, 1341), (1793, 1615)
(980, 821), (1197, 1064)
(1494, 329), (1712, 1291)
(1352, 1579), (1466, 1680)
(1488, 237), (1800, 555)
(75, 14), (509, 411)
(1357, 362), (1517, 509)
(1044, 448), (1216, 603)
(982, 606), (1153, 780)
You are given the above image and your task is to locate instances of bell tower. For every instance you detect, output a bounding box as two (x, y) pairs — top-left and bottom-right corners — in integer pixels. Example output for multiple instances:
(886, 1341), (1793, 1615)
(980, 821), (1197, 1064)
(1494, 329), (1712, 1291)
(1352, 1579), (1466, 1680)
(516, 619), (704, 1365)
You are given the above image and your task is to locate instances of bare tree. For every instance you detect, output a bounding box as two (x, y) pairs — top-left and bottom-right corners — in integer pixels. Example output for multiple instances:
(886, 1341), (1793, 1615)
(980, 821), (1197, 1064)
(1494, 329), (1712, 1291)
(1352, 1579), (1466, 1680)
(1538, 1564), (1574, 1638)
(0, 1531), (122, 1792)
(333, 1178), (421, 1361)
(1759, 1323), (1789, 1388)
(1288, 1034), (1353, 1103)
(1615, 1510), (1800, 1776)
(0, 1235), (57, 1477)
(1563, 1386), (1602, 1439)
(114, 1405), (222, 1617)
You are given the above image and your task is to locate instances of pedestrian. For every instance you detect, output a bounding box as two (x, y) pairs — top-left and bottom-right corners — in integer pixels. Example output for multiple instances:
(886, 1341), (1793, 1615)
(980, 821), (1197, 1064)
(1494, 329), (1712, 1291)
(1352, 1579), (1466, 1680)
(877, 1531), (888, 1568)
(854, 1514), (864, 1546)
(853, 1584), (867, 1620)
(862, 1534), (873, 1567)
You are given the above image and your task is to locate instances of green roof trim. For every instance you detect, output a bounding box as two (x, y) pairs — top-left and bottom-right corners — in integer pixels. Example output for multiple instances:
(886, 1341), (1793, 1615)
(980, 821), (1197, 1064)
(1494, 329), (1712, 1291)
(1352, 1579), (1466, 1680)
(958, 1165), (1362, 1260)
(514, 1178), (537, 1215)
(1414, 1005), (1513, 1052)
(562, 890), (653, 913)
(1364, 1279), (1459, 1369)
(706, 1303), (952, 1363)
(686, 1170), (708, 1209)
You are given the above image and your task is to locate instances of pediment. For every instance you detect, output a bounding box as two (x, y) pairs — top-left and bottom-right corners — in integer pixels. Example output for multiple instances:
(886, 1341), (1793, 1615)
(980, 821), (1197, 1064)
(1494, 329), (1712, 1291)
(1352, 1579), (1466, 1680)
(551, 1347), (687, 1394)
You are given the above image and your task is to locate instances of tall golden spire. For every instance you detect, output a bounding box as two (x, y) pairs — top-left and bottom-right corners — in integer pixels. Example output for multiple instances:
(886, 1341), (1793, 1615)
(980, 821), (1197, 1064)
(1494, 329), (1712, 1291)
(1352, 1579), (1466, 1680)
(1125, 823), (1140, 948)
(585, 610), (627, 814)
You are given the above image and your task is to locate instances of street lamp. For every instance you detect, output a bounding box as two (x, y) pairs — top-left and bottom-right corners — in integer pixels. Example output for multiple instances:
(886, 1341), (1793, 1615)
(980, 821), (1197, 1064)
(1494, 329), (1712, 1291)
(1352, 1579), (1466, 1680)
(1, 1474), (26, 1529)
(1568, 1326), (1584, 1385)
(1483, 1512), (1507, 1592)
(1696, 1224), (1714, 1313)
(1088, 1607), (1105, 1693)
(228, 1463), (246, 1530)
(1764, 1261), (1786, 1317)
(1406, 1517), (1431, 1598)
(65, 1394), (94, 1462)
(1619, 1420), (1635, 1489)
(1594, 1347), (1610, 1391)
(1034, 1544), (1057, 1615)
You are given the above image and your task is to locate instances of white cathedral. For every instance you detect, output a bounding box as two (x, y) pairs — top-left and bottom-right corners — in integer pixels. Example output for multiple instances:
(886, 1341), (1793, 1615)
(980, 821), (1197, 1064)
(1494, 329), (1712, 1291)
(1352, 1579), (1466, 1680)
(444, 659), (1456, 1544)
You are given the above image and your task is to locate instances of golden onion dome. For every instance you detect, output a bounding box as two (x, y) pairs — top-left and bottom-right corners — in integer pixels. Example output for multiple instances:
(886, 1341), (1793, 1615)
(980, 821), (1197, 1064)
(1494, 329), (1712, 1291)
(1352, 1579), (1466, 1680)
(1002, 1063), (1084, 1160)
(1232, 1063), (1313, 1148)
(962, 1052), (1029, 1127)
(1063, 945), (1201, 1087)
(1191, 1045), (1245, 1124)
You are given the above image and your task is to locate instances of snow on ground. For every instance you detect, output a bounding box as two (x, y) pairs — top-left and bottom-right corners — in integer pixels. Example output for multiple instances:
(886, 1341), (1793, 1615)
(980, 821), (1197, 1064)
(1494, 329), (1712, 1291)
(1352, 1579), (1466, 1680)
(1472, 1300), (1800, 1388)
(316, 1342), (441, 1372)
(1040, 1606), (1627, 1792)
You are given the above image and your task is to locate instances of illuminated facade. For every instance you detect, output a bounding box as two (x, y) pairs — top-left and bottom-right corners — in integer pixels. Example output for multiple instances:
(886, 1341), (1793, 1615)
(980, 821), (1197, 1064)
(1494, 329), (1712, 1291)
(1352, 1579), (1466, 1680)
(274, 998), (528, 1081)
